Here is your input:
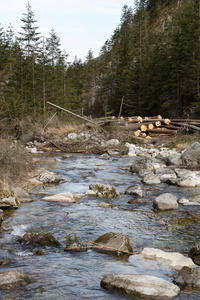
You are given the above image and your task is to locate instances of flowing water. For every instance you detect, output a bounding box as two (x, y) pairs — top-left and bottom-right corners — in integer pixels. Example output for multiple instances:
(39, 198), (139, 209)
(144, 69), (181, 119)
(1, 153), (200, 299)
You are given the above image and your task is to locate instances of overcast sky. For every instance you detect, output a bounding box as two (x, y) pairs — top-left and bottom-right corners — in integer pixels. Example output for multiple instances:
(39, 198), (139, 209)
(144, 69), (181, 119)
(1, 0), (135, 62)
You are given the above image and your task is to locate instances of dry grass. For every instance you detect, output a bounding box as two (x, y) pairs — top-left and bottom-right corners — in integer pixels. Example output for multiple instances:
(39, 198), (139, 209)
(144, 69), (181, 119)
(46, 123), (85, 137)
(0, 138), (39, 188)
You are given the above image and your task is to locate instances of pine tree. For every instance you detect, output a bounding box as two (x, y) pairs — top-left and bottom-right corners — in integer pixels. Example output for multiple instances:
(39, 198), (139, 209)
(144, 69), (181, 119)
(18, 1), (41, 56)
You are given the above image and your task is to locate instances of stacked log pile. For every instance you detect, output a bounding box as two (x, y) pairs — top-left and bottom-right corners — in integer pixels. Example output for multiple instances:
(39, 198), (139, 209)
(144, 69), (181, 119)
(93, 116), (200, 139)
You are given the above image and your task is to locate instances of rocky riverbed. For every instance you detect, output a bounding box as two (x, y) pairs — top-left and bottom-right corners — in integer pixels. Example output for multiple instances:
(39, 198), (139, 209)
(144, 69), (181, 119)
(1, 132), (200, 299)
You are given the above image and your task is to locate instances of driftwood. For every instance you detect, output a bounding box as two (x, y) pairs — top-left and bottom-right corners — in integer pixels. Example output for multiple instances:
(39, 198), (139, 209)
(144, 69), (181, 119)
(87, 241), (137, 255)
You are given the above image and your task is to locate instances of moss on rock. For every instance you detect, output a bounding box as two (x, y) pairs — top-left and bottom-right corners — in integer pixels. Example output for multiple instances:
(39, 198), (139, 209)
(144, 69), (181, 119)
(18, 232), (60, 247)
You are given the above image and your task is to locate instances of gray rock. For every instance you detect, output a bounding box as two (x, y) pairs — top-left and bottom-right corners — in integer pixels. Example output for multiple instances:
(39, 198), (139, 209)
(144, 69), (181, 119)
(0, 209), (3, 225)
(130, 160), (145, 174)
(89, 183), (120, 198)
(153, 193), (178, 211)
(104, 139), (120, 146)
(0, 197), (20, 209)
(175, 168), (196, 178)
(99, 152), (110, 160)
(141, 248), (195, 270)
(181, 142), (200, 169)
(101, 274), (180, 299)
(154, 168), (177, 183)
(189, 242), (200, 265)
(138, 169), (151, 177)
(13, 187), (34, 203)
(176, 176), (199, 187)
(125, 184), (143, 197)
(0, 269), (31, 290)
(142, 173), (161, 185)
(174, 266), (200, 288)
(189, 195), (200, 203)
(92, 232), (132, 255)
(99, 202), (112, 208)
(165, 152), (182, 166)
(39, 171), (65, 184)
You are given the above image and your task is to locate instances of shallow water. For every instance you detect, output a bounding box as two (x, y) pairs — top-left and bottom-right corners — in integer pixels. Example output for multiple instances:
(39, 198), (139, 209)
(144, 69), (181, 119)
(1, 153), (200, 299)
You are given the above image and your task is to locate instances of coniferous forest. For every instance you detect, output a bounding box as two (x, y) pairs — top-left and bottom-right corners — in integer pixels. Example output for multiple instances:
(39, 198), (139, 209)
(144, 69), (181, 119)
(1, 0), (200, 124)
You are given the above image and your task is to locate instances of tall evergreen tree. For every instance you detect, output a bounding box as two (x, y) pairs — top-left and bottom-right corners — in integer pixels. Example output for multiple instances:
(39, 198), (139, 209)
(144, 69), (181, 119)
(18, 1), (41, 56)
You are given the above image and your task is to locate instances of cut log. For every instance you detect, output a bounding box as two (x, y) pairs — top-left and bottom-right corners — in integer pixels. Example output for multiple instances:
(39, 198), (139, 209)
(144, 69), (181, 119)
(140, 124), (147, 132)
(148, 123), (154, 129)
(165, 125), (181, 130)
(134, 130), (141, 137)
(146, 128), (177, 135)
(118, 124), (143, 131)
(170, 122), (200, 132)
(155, 121), (161, 127)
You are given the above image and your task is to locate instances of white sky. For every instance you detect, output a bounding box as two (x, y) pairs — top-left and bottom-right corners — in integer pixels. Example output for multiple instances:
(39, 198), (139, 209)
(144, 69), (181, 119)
(1, 0), (135, 62)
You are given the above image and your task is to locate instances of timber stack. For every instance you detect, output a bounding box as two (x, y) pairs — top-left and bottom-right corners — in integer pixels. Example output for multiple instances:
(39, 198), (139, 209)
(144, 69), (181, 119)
(92, 115), (200, 140)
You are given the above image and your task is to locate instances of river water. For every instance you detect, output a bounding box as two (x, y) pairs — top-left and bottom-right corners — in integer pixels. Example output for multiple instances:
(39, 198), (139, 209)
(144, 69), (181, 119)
(1, 153), (200, 299)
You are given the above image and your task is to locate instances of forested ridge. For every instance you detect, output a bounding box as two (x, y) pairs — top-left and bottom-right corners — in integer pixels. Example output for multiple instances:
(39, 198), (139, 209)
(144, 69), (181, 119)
(1, 0), (200, 125)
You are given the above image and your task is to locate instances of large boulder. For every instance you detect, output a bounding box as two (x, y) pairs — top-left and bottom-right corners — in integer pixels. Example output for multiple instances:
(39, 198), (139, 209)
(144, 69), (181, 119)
(18, 232), (60, 247)
(101, 274), (180, 299)
(39, 171), (66, 184)
(141, 248), (195, 270)
(181, 142), (200, 169)
(92, 232), (133, 255)
(189, 242), (200, 265)
(174, 266), (200, 288)
(42, 192), (76, 203)
(153, 193), (179, 211)
(88, 183), (120, 198)
(0, 269), (31, 290)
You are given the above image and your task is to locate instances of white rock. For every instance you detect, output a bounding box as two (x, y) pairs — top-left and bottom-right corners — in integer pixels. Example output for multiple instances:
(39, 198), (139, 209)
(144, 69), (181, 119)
(42, 192), (76, 203)
(178, 197), (190, 204)
(67, 133), (78, 140)
(141, 248), (196, 270)
(105, 139), (120, 146)
(86, 190), (96, 196)
(101, 274), (180, 299)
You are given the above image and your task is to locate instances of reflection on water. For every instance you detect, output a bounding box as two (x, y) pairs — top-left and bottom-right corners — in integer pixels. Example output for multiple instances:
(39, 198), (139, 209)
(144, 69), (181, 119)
(1, 153), (200, 299)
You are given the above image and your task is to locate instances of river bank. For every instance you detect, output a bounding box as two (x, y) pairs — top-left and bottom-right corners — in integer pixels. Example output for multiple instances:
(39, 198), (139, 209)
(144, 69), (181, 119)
(1, 125), (200, 299)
